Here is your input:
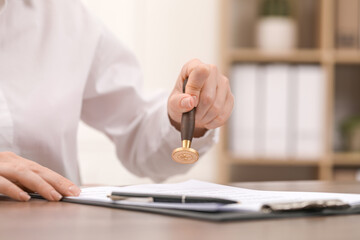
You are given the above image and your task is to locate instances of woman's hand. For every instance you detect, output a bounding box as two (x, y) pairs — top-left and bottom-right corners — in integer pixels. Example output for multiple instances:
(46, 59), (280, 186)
(168, 59), (234, 137)
(0, 152), (81, 201)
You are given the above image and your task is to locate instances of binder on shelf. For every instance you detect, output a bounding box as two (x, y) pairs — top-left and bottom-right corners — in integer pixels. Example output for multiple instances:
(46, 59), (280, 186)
(229, 64), (257, 158)
(262, 64), (289, 159)
(294, 65), (325, 159)
(228, 63), (325, 161)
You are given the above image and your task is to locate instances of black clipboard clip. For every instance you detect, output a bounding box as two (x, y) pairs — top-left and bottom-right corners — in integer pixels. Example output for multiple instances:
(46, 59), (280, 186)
(261, 199), (351, 213)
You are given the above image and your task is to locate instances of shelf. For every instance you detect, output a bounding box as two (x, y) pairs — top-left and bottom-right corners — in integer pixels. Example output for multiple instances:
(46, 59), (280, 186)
(228, 156), (320, 166)
(227, 49), (360, 64)
(228, 49), (322, 63)
(333, 152), (360, 166)
(335, 50), (360, 64)
(218, 0), (360, 183)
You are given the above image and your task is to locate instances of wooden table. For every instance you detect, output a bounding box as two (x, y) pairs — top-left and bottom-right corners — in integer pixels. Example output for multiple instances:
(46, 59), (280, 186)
(1, 181), (360, 240)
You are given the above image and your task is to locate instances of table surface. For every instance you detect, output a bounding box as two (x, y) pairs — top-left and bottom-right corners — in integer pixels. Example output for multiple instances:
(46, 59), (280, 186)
(2, 181), (360, 240)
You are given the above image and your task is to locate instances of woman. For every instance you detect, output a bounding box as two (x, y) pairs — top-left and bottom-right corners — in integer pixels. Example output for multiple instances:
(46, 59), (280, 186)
(0, 0), (233, 201)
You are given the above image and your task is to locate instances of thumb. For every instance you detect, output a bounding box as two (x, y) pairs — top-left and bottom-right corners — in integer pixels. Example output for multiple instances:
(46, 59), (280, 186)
(169, 93), (196, 114)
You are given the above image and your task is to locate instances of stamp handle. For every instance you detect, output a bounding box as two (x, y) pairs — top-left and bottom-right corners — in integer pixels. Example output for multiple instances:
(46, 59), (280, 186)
(181, 78), (196, 141)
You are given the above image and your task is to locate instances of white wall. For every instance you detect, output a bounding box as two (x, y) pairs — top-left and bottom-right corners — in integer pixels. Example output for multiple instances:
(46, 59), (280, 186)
(78, 0), (220, 185)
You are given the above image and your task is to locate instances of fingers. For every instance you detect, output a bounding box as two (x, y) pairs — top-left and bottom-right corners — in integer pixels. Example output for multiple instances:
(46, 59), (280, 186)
(0, 152), (80, 202)
(169, 59), (234, 134)
(194, 69), (218, 122)
(9, 167), (63, 201)
(0, 176), (31, 201)
(203, 92), (234, 129)
(37, 166), (81, 197)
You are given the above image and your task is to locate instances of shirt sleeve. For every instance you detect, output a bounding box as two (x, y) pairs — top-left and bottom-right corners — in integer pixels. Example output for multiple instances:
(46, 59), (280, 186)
(81, 25), (218, 182)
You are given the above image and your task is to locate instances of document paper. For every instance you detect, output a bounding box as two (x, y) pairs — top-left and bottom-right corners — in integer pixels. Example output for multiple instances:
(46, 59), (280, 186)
(66, 180), (360, 212)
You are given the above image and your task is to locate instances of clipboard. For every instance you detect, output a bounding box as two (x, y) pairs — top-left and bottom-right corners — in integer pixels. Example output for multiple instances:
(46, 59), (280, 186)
(30, 193), (360, 222)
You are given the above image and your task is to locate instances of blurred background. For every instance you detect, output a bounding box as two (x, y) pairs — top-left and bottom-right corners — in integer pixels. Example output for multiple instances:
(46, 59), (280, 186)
(78, 0), (360, 185)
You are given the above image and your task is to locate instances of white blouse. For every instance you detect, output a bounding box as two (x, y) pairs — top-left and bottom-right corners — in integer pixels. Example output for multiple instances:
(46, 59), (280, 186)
(0, 0), (217, 184)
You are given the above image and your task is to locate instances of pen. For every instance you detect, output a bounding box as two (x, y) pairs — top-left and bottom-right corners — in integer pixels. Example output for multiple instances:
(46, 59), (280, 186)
(108, 192), (239, 204)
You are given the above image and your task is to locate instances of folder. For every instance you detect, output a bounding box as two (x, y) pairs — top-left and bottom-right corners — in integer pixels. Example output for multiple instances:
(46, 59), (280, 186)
(294, 65), (325, 159)
(262, 64), (289, 159)
(229, 64), (257, 158)
(29, 180), (360, 222)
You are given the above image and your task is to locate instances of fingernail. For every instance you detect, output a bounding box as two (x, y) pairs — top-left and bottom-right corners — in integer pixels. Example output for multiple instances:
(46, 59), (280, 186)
(51, 190), (62, 201)
(188, 98), (192, 108)
(69, 185), (81, 196)
(181, 98), (191, 108)
(19, 192), (31, 201)
(192, 96), (197, 106)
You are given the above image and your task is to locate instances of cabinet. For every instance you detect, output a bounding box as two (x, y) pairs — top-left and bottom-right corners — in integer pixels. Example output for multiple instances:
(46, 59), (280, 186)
(218, 0), (360, 183)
